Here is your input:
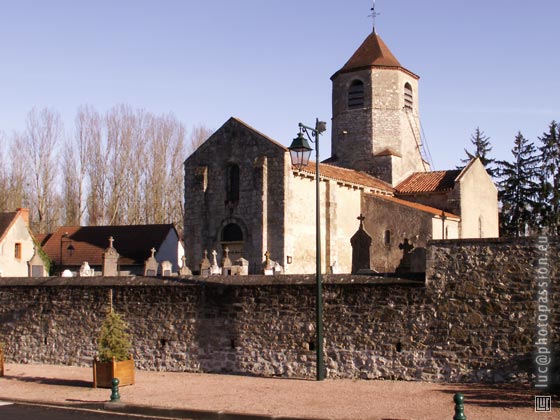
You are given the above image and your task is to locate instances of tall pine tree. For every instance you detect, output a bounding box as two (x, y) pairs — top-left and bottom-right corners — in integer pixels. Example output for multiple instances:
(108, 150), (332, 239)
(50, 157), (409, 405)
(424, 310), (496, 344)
(459, 127), (496, 177)
(537, 121), (560, 234)
(496, 132), (539, 237)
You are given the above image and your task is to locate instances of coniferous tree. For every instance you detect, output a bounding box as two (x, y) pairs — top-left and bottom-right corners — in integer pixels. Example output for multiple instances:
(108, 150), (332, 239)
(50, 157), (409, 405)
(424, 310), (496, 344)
(97, 310), (132, 362)
(496, 132), (539, 237)
(536, 121), (560, 234)
(459, 127), (496, 177)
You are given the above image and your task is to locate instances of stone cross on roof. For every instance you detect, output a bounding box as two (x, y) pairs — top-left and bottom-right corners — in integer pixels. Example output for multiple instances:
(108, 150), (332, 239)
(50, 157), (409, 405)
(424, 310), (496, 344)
(357, 213), (366, 228)
(108, 236), (115, 248)
(150, 247), (156, 258)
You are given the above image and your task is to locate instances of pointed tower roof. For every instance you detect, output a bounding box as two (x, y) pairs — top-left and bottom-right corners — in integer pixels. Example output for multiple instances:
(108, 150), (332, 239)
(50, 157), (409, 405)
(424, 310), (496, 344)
(332, 32), (418, 79)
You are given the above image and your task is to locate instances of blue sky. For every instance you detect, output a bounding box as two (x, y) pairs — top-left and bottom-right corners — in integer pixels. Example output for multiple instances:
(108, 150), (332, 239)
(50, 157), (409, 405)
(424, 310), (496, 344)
(1, 0), (559, 170)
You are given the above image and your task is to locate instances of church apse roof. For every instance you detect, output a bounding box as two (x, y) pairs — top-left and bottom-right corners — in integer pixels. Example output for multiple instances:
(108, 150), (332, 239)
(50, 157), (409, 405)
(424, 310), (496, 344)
(395, 170), (462, 194)
(370, 194), (460, 219)
(294, 161), (394, 194)
(332, 32), (418, 79)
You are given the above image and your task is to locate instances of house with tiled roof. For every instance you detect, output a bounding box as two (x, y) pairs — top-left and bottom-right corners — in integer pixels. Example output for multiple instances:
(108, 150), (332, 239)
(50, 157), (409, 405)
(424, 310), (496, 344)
(395, 158), (499, 239)
(41, 224), (184, 276)
(0, 208), (36, 277)
(184, 27), (498, 275)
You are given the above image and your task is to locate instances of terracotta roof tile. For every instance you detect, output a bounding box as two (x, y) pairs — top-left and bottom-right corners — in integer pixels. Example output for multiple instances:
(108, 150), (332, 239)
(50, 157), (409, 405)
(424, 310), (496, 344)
(396, 170), (461, 194)
(372, 194), (460, 219)
(42, 224), (177, 267)
(332, 32), (418, 79)
(294, 161), (394, 193)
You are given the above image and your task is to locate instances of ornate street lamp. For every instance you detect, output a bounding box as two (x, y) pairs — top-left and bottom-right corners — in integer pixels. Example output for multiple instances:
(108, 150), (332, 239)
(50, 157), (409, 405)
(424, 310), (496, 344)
(288, 118), (327, 381)
(288, 131), (312, 170)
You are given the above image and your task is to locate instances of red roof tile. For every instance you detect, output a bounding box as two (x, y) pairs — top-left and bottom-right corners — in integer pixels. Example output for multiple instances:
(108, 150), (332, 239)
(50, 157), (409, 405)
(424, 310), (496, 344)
(372, 194), (460, 219)
(396, 170), (461, 194)
(293, 161), (394, 193)
(332, 32), (418, 79)
(42, 224), (177, 267)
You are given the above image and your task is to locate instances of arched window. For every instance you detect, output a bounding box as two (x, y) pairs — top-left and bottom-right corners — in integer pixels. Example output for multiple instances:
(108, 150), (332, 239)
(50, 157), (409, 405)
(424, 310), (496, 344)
(226, 164), (239, 203)
(222, 223), (243, 242)
(404, 83), (413, 110)
(348, 79), (365, 109)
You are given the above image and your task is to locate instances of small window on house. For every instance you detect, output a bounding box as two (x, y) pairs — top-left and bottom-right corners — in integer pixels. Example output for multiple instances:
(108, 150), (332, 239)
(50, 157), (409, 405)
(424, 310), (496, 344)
(404, 82), (413, 110)
(14, 243), (22, 259)
(478, 216), (484, 238)
(348, 80), (365, 109)
(445, 226), (449, 239)
(384, 230), (391, 246)
(226, 164), (240, 203)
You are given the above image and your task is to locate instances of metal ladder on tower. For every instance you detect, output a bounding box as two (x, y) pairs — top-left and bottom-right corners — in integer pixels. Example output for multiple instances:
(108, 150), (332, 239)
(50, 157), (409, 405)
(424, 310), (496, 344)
(404, 107), (432, 171)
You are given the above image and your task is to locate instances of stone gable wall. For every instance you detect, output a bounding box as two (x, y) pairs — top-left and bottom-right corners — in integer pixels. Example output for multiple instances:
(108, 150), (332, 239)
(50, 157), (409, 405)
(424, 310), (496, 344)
(184, 118), (287, 273)
(0, 237), (558, 384)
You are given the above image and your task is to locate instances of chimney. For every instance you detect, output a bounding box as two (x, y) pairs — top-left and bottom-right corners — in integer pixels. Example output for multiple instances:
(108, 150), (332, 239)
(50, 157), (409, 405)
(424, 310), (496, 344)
(16, 208), (29, 225)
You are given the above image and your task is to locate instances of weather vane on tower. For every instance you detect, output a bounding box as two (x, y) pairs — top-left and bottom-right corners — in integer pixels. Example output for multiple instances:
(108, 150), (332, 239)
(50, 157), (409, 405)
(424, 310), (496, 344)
(369, 0), (380, 33)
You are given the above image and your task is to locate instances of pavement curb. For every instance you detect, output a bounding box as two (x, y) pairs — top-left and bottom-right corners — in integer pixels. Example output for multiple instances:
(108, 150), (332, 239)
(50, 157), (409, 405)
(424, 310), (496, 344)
(1, 397), (335, 420)
(103, 401), (336, 420)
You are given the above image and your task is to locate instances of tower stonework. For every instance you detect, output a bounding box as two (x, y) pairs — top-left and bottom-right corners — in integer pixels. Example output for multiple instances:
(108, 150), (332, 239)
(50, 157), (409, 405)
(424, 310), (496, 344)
(330, 32), (429, 186)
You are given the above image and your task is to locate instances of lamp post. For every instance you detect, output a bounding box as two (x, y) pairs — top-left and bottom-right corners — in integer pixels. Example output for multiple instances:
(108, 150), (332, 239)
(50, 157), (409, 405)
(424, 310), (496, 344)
(59, 232), (75, 275)
(288, 118), (327, 381)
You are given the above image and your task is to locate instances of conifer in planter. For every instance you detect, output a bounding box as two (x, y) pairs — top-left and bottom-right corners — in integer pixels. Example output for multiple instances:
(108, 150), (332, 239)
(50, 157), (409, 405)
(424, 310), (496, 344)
(93, 310), (135, 388)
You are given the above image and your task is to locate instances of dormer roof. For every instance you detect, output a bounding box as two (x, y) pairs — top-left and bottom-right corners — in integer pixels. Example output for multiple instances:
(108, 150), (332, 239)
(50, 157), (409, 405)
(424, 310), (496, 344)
(331, 32), (418, 80)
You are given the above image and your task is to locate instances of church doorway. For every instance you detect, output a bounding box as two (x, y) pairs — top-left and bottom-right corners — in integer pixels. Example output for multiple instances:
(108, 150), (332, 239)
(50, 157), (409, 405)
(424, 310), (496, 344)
(221, 223), (244, 262)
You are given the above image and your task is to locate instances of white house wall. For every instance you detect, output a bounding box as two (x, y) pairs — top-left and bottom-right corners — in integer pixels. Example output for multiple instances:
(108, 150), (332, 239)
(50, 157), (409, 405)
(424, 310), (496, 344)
(0, 215), (34, 277)
(457, 160), (499, 238)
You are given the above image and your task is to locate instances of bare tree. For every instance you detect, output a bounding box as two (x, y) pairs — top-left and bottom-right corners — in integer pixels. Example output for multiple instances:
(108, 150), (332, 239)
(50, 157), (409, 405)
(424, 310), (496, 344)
(142, 113), (187, 228)
(188, 123), (213, 156)
(7, 133), (28, 211)
(81, 106), (108, 226)
(0, 131), (8, 212)
(22, 108), (63, 233)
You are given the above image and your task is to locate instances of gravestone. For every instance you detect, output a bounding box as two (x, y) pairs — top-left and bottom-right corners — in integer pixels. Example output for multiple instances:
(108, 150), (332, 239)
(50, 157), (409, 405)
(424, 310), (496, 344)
(179, 255), (192, 276)
(144, 247), (159, 276)
(102, 236), (120, 276)
(79, 261), (95, 277)
(200, 250), (211, 277)
(221, 247), (232, 269)
(396, 239), (414, 273)
(262, 251), (283, 275)
(210, 250), (222, 275)
(350, 214), (372, 274)
(161, 260), (173, 276)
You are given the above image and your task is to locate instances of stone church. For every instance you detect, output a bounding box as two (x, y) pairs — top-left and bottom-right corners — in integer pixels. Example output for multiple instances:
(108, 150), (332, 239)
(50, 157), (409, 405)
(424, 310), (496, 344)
(184, 29), (499, 275)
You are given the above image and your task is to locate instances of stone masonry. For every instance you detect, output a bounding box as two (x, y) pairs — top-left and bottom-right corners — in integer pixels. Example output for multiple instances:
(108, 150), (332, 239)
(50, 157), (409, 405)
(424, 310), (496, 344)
(0, 238), (558, 384)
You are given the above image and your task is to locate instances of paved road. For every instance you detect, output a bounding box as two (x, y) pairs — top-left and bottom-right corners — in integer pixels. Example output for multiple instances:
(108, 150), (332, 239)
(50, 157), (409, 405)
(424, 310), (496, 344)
(0, 402), (181, 420)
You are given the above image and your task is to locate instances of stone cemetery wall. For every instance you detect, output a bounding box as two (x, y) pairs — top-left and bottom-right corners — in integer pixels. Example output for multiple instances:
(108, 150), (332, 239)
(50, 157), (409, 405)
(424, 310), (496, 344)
(0, 237), (558, 383)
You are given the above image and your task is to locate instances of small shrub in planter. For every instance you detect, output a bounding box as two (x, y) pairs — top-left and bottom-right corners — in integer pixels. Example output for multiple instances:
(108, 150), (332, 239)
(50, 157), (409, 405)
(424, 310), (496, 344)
(93, 310), (135, 388)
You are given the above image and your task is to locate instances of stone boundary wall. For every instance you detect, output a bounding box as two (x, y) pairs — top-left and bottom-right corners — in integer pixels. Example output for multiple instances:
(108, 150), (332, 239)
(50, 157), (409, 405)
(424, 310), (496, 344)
(0, 237), (558, 384)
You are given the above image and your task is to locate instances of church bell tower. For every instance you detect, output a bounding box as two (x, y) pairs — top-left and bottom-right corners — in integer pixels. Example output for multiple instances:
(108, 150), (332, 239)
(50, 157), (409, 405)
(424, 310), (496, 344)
(329, 30), (429, 186)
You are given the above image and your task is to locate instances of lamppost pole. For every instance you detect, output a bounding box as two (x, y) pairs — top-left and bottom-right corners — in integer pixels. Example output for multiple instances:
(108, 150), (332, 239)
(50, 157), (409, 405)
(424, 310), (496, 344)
(59, 232), (67, 276)
(312, 120), (324, 381)
(289, 118), (327, 381)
